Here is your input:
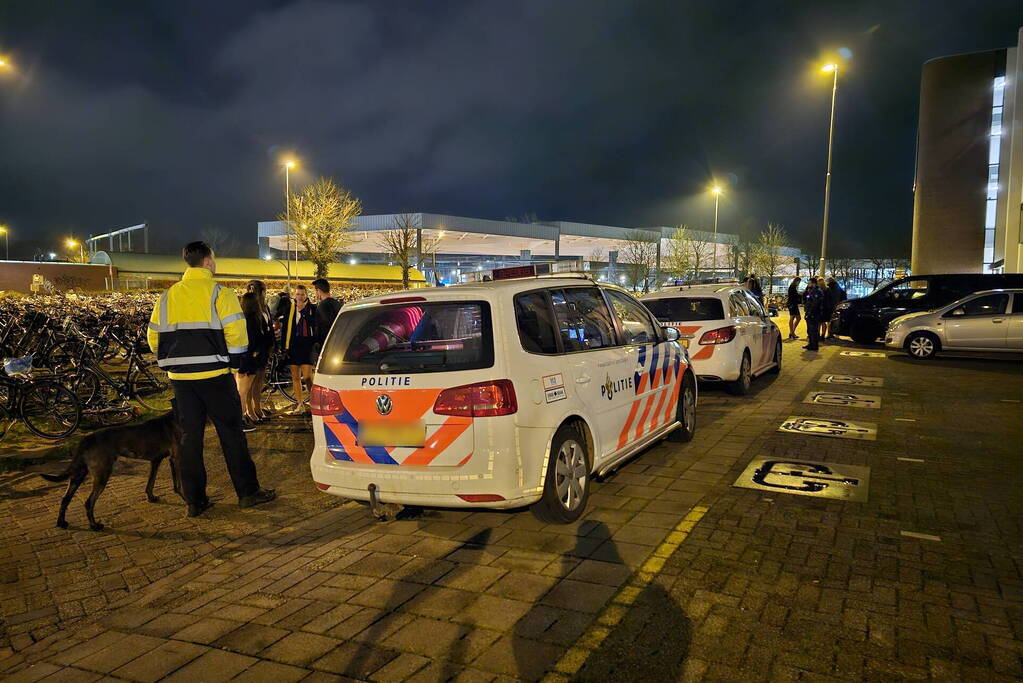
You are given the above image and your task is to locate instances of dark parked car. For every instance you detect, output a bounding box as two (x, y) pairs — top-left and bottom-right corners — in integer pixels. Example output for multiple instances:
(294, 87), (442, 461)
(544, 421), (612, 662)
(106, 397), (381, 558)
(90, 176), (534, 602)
(830, 273), (1023, 344)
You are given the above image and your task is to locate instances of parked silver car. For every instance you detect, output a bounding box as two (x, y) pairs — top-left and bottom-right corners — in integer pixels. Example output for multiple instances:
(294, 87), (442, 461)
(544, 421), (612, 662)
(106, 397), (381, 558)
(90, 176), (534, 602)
(885, 289), (1023, 359)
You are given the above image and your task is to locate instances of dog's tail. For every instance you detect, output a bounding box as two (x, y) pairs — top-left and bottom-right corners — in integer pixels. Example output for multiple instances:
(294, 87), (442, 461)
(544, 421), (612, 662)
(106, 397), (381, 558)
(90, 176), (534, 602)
(39, 467), (73, 482)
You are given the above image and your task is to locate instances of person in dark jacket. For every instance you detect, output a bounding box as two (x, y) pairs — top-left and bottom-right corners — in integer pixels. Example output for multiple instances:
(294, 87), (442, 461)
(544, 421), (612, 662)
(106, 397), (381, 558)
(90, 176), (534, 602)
(312, 278), (341, 362)
(786, 277), (802, 340)
(825, 277), (846, 338)
(803, 279), (824, 351)
(236, 291), (274, 429)
(745, 275), (764, 306)
(245, 280), (274, 421)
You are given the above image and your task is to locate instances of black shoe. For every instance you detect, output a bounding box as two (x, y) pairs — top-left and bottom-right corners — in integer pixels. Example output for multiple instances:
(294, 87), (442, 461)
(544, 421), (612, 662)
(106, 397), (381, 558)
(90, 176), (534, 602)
(242, 417), (257, 433)
(187, 500), (214, 518)
(239, 488), (276, 508)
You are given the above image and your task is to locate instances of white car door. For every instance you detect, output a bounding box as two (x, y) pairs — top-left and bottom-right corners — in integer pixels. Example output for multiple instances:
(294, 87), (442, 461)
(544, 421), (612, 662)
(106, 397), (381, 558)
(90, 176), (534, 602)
(549, 286), (628, 461)
(743, 291), (774, 371)
(943, 293), (1010, 349)
(729, 291), (762, 368)
(1005, 293), (1023, 349)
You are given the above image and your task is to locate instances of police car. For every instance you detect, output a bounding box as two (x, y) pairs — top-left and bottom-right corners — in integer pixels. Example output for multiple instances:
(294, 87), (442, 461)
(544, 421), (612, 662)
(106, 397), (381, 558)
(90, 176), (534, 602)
(640, 284), (782, 395)
(308, 264), (697, 523)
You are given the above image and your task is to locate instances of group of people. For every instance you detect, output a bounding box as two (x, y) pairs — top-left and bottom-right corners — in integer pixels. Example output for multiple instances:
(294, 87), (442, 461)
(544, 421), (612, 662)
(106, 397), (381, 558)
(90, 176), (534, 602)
(234, 279), (341, 429)
(147, 240), (342, 519)
(785, 275), (846, 351)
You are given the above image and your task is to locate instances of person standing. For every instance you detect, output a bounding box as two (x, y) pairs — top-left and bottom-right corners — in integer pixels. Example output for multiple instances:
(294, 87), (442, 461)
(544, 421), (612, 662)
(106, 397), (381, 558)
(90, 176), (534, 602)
(746, 274), (764, 306)
(237, 291), (273, 429)
(245, 280), (274, 421)
(786, 277), (802, 340)
(312, 278), (341, 363)
(825, 277), (846, 339)
(817, 278), (831, 341)
(803, 279), (824, 351)
(147, 242), (275, 517)
(282, 284), (316, 414)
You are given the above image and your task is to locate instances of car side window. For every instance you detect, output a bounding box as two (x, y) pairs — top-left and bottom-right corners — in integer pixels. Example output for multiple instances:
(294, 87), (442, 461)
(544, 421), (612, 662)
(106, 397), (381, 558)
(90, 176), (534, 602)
(605, 290), (658, 345)
(955, 293), (1009, 317)
(729, 292), (751, 317)
(743, 291), (766, 317)
(514, 291), (559, 354)
(885, 279), (930, 302)
(1013, 294), (1023, 314)
(551, 288), (618, 351)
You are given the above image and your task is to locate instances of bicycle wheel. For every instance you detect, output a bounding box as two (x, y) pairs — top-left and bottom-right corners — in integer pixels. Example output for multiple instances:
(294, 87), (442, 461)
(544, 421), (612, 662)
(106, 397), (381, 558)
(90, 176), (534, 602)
(66, 366), (102, 406)
(20, 381), (81, 439)
(129, 365), (172, 412)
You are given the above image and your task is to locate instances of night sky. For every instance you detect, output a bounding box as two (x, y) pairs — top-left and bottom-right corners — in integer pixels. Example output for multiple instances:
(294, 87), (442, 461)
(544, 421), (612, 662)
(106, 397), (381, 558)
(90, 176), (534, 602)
(2, 1), (1023, 260)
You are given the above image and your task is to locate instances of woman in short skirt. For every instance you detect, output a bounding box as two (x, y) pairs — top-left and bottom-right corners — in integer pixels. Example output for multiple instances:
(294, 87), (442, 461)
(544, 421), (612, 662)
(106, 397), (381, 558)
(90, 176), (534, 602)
(282, 284), (316, 414)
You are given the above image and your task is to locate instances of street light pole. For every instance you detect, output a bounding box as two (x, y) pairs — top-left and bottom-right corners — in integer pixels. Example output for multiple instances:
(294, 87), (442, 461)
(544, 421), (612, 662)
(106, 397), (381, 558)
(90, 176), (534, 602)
(0, 226), (8, 260)
(283, 160), (296, 290)
(818, 64), (839, 277)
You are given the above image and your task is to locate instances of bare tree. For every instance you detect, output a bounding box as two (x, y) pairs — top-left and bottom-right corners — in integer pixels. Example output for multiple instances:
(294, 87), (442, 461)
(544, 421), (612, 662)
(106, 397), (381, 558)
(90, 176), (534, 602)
(663, 225), (716, 282)
(862, 257), (899, 290)
(200, 226), (241, 257)
(281, 177), (362, 278)
(797, 255), (819, 278)
(828, 257), (856, 289)
(619, 230), (658, 292)
(751, 223), (789, 296)
(377, 213), (440, 289)
(727, 234), (763, 280)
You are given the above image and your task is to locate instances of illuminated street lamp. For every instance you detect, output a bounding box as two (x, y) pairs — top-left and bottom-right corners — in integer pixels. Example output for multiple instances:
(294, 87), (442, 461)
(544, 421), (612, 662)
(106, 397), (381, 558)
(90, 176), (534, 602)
(65, 237), (83, 263)
(709, 185), (723, 235)
(0, 56), (10, 71)
(0, 225), (8, 260)
(818, 62), (840, 276)
(282, 158), (298, 289)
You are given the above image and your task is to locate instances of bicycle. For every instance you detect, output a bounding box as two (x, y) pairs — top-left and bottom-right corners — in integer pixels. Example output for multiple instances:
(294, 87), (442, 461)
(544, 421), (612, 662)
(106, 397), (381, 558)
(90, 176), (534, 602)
(0, 360), (82, 440)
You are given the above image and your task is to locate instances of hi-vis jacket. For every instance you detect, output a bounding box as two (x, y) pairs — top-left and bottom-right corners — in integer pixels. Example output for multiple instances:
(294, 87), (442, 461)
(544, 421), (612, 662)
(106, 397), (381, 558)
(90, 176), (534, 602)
(147, 268), (248, 380)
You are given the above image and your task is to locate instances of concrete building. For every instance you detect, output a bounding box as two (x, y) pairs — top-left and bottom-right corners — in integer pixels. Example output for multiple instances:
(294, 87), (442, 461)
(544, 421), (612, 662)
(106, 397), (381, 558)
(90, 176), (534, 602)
(257, 213), (803, 289)
(912, 27), (1023, 274)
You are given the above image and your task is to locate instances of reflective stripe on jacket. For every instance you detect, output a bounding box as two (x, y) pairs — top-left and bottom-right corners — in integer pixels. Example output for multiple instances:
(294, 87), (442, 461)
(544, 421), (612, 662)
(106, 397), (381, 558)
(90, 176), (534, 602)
(147, 267), (248, 380)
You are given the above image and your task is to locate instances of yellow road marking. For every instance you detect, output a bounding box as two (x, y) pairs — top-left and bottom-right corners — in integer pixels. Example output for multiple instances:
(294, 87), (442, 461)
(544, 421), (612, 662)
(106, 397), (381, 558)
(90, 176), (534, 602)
(543, 505), (709, 681)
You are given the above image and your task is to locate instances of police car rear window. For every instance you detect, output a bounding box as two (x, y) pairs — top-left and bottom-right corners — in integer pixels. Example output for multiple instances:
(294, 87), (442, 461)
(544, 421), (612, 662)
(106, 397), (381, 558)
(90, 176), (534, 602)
(318, 302), (493, 375)
(643, 297), (724, 322)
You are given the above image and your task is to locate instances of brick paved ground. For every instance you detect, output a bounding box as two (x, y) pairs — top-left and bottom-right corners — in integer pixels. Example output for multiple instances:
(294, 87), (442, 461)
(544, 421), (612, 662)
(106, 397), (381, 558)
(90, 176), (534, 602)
(1, 329), (1021, 681)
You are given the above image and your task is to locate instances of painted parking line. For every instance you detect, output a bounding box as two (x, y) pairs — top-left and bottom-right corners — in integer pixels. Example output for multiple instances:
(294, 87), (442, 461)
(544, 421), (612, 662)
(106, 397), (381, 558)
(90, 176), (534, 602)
(900, 530), (942, 542)
(840, 351), (887, 358)
(897, 457), (925, 463)
(778, 416), (877, 441)
(894, 418), (916, 422)
(803, 391), (882, 409)
(1000, 399), (1021, 403)
(545, 505), (710, 681)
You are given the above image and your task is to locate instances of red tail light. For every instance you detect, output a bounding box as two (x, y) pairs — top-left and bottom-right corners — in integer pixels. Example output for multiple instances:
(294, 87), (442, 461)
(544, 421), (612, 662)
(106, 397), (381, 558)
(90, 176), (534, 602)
(434, 380), (517, 417)
(456, 494), (506, 503)
(310, 384), (344, 415)
(698, 326), (736, 345)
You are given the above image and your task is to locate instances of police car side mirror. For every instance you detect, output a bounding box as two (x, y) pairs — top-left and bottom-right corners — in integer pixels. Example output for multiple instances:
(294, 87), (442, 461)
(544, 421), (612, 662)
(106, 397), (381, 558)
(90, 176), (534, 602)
(664, 327), (680, 342)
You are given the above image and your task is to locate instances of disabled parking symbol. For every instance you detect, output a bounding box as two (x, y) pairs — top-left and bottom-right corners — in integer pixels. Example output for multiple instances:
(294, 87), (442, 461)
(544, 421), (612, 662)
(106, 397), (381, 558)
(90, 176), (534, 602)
(734, 457), (870, 502)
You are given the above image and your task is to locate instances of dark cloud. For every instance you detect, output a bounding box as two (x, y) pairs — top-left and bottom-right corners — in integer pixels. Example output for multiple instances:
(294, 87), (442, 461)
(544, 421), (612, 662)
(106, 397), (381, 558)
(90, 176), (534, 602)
(1, 0), (1023, 258)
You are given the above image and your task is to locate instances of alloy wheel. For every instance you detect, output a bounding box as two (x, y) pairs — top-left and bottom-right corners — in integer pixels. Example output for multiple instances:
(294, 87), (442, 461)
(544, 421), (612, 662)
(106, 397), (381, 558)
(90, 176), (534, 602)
(554, 439), (587, 511)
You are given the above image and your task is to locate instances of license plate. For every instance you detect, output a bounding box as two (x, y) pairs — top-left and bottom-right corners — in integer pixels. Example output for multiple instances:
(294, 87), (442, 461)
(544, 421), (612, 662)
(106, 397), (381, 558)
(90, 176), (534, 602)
(359, 421), (425, 447)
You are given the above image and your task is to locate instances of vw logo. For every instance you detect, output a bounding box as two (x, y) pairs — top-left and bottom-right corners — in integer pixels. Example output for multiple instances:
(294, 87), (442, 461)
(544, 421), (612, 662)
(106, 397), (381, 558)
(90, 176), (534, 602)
(376, 394), (393, 416)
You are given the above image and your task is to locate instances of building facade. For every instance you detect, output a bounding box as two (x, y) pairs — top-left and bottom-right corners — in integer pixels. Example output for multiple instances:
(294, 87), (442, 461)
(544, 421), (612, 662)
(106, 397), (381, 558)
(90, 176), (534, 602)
(912, 27), (1023, 275)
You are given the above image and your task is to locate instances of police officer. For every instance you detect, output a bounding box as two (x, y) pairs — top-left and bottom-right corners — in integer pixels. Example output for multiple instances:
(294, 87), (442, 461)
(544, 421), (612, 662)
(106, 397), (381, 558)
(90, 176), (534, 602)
(802, 278), (824, 352)
(148, 241), (276, 517)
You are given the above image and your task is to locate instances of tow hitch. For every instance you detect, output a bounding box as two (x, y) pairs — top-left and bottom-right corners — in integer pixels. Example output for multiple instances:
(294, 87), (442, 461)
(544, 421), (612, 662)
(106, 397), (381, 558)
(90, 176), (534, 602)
(367, 483), (404, 521)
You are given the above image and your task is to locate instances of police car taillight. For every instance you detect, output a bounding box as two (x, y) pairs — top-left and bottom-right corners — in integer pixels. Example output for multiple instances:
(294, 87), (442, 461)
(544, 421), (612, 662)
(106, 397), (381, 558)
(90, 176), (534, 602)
(698, 326), (736, 345)
(434, 379), (517, 417)
(310, 384), (344, 415)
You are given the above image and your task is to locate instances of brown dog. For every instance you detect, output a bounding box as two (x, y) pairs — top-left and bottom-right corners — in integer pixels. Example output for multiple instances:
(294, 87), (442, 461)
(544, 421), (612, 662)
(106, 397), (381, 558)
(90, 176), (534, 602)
(40, 407), (182, 530)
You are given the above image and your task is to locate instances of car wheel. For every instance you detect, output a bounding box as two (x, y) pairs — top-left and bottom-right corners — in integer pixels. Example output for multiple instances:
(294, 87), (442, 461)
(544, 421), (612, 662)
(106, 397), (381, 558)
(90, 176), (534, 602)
(532, 423), (590, 524)
(905, 332), (939, 359)
(767, 339), (782, 374)
(726, 351), (751, 396)
(850, 319), (881, 345)
(668, 371), (697, 442)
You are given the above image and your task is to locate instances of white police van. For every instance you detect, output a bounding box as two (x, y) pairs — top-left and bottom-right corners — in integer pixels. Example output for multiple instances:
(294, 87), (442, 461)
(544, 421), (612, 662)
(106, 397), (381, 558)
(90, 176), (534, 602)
(309, 265), (697, 523)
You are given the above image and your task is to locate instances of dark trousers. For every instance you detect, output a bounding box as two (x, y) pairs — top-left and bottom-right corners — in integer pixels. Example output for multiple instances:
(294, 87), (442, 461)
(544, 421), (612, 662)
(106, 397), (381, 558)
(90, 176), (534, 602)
(806, 319), (820, 350)
(172, 374), (260, 504)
